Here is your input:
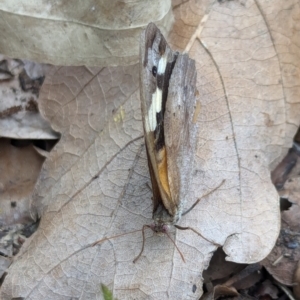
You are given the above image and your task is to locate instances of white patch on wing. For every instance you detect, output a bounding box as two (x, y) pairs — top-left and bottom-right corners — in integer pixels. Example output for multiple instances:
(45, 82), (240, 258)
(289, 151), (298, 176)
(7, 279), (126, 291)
(146, 54), (167, 132)
(147, 88), (162, 131)
(157, 53), (167, 75)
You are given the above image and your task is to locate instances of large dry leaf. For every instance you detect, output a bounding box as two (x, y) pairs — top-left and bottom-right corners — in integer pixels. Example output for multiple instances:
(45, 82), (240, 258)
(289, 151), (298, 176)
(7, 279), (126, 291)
(0, 0), (173, 66)
(2, 0), (300, 299)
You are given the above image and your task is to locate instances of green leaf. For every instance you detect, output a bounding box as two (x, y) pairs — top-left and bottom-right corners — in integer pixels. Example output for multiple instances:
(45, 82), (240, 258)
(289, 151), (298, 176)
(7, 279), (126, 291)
(101, 284), (116, 300)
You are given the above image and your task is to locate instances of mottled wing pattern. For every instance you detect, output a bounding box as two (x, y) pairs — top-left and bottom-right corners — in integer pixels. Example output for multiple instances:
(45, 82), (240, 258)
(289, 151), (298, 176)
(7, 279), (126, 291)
(139, 23), (198, 224)
(164, 55), (198, 214)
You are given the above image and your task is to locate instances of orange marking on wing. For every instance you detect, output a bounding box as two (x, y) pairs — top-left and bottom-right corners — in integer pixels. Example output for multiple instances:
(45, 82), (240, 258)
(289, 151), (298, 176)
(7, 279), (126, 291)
(157, 147), (171, 199)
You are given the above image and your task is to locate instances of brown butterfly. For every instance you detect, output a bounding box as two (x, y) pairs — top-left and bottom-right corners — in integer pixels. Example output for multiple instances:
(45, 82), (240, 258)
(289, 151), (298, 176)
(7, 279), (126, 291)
(93, 23), (224, 263)
(136, 22), (224, 262)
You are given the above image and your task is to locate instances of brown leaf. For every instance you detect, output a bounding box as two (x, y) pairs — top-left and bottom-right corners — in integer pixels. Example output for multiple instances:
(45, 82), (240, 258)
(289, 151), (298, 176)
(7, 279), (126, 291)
(204, 250), (262, 295)
(203, 248), (247, 282)
(201, 285), (239, 300)
(232, 271), (262, 291)
(224, 264), (262, 290)
(271, 145), (299, 189)
(0, 1), (174, 66)
(293, 260), (300, 300)
(262, 227), (300, 286)
(0, 139), (44, 226)
(255, 280), (279, 299)
(262, 177), (300, 286)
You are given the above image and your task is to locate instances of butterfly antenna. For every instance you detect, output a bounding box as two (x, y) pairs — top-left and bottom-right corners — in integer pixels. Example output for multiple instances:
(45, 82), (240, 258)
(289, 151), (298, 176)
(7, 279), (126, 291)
(182, 179), (225, 216)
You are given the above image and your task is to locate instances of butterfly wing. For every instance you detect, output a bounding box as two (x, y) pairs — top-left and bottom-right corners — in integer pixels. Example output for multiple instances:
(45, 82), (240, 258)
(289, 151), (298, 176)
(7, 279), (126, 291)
(140, 23), (198, 223)
(164, 54), (198, 215)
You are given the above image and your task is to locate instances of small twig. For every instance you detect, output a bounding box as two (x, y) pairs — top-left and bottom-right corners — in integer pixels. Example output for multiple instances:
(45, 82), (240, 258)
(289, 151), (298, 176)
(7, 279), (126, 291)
(272, 254), (284, 266)
(274, 281), (296, 300)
